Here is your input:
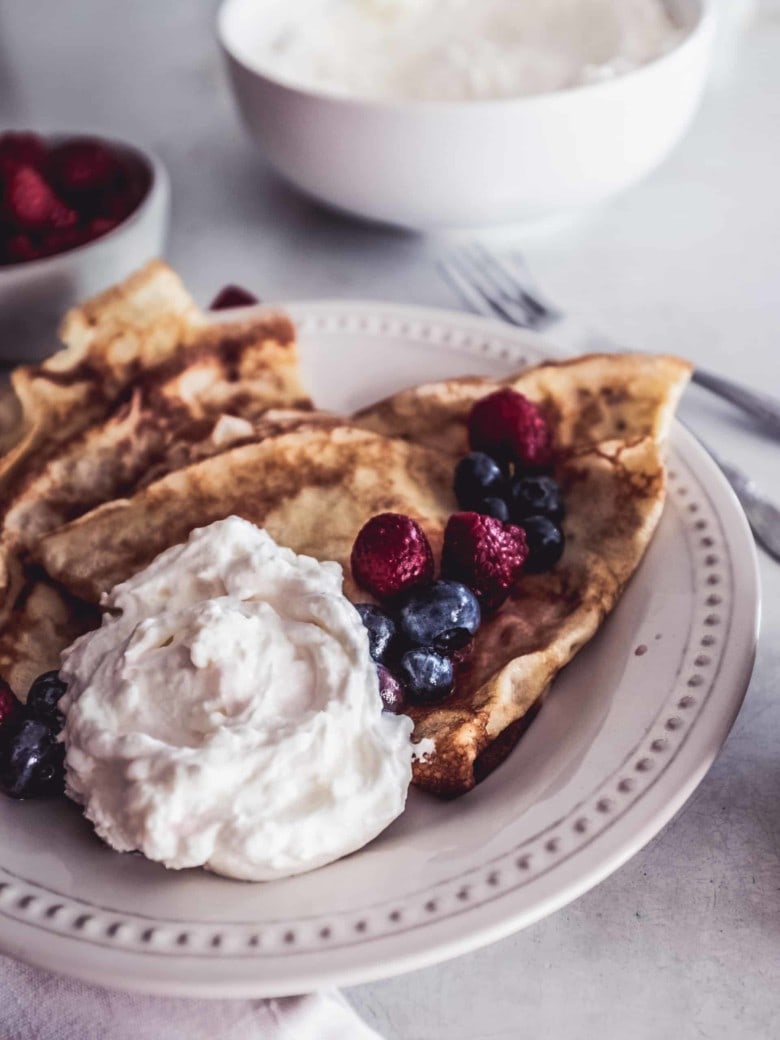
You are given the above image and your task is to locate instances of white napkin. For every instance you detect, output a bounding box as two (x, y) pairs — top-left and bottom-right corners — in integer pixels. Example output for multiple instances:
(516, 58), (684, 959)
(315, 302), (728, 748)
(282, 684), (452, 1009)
(0, 955), (381, 1040)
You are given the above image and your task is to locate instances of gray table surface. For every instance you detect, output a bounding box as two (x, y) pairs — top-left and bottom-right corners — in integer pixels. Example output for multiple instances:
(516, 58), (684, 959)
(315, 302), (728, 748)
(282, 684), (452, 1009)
(1, 2), (778, 1037)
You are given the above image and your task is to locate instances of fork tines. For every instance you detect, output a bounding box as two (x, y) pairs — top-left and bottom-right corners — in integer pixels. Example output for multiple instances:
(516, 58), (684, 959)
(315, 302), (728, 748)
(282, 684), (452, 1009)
(439, 243), (562, 331)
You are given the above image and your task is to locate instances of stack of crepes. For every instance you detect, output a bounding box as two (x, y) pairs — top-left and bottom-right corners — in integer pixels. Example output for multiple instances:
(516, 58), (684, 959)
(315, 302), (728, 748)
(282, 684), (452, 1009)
(0, 262), (691, 797)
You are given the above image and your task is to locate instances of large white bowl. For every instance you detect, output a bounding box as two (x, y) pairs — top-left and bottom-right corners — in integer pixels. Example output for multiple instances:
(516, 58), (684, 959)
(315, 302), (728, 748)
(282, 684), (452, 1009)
(0, 136), (169, 362)
(219, 0), (715, 230)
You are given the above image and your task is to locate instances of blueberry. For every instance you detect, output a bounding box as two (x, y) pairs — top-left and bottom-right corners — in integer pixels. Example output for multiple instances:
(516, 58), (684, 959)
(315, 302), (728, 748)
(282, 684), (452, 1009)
(26, 671), (68, 730)
(510, 475), (565, 525)
(355, 604), (397, 663)
(397, 649), (454, 704)
(397, 580), (481, 652)
(0, 717), (65, 799)
(377, 665), (406, 714)
(520, 515), (565, 573)
(454, 452), (505, 510)
(479, 496), (510, 522)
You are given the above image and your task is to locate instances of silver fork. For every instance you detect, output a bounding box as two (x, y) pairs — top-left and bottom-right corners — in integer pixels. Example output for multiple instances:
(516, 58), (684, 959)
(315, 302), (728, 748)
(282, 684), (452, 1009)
(441, 244), (780, 437)
(439, 243), (780, 562)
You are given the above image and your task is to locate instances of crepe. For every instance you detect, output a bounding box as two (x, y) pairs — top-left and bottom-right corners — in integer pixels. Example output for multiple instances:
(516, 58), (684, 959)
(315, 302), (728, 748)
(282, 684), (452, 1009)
(354, 353), (691, 454)
(0, 261), (691, 797)
(353, 353), (692, 794)
(0, 261), (201, 630)
(0, 262), (311, 695)
(31, 354), (690, 796)
(0, 382), (22, 456)
(0, 572), (99, 697)
(0, 261), (202, 496)
(33, 423), (455, 605)
(1, 316), (310, 554)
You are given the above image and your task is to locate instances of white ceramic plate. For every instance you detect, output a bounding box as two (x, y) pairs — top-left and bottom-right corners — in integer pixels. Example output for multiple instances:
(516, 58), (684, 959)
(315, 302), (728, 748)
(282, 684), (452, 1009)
(0, 302), (759, 997)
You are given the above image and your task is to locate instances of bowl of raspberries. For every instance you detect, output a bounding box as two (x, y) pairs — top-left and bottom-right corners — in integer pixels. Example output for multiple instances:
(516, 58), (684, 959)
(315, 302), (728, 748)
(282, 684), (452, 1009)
(0, 130), (169, 360)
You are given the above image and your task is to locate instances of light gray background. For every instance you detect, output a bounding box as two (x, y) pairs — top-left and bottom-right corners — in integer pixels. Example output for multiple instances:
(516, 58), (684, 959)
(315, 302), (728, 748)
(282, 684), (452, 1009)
(1, 2), (778, 1037)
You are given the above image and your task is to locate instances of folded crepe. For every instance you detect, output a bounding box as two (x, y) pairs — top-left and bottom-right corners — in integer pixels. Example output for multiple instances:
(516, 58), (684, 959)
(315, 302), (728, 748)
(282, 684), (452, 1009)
(353, 354), (692, 794)
(0, 261), (198, 680)
(354, 353), (690, 454)
(33, 423), (455, 604)
(0, 262), (312, 694)
(30, 352), (691, 796)
(0, 261), (202, 494)
(0, 572), (99, 698)
(1, 316), (310, 554)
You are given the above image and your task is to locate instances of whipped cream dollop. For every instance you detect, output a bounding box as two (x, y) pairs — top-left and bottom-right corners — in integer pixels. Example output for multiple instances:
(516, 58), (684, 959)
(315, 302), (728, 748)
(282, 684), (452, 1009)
(60, 516), (415, 881)
(256, 0), (685, 102)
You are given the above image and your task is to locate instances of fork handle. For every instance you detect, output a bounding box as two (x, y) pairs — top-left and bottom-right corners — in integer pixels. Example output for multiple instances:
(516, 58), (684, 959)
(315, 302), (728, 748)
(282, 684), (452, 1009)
(692, 436), (780, 562)
(690, 367), (780, 438)
(542, 315), (780, 440)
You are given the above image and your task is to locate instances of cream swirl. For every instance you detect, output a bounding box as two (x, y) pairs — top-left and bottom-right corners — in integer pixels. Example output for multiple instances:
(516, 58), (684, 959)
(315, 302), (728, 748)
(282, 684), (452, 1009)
(60, 516), (415, 881)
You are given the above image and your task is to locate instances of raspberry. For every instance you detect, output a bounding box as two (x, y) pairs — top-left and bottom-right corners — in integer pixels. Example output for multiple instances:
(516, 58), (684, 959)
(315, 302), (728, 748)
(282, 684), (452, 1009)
(441, 511), (529, 612)
(209, 285), (260, 310)
(2, 164), (77, 231)
(0, 155), (21, 182)
(86, 216), (120, 239)
(97, 187), (142, 222)
(351, 513), (434, 601)
(468, 388), (552, 471)
(1, 233), (40, 265)
(0, 132), (46, 168)
(0, 680), (21, 732)
(39, 225), (92, 258)
(0, 135), (145, 264)
(47, 139), (122, 203)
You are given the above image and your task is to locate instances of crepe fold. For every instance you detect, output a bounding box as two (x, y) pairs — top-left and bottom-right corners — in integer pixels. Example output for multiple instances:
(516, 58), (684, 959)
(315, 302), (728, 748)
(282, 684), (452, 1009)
(0, 261), (311, 694)
(353, 355), (691, 793)
(0, 261), (691, 795)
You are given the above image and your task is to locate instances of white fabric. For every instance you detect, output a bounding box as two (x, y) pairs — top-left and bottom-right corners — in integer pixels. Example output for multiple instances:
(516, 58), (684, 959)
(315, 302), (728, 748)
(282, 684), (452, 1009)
(0, 955), (382, 1040)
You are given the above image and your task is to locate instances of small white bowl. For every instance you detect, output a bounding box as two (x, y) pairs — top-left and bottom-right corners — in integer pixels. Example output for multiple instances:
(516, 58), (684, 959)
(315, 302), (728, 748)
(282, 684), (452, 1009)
(0, 136), (170, 362)
(219, 0), (714, 230)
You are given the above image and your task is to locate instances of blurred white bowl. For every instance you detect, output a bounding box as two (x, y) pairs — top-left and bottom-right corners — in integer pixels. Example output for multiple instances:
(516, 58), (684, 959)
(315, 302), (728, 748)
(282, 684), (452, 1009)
(219, 0), (715, 230)
(0, 136), (169, 362)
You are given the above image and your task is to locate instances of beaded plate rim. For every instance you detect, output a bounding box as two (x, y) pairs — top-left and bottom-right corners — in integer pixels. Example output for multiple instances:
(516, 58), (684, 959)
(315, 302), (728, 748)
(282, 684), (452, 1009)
(0, 301), (759, 996)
